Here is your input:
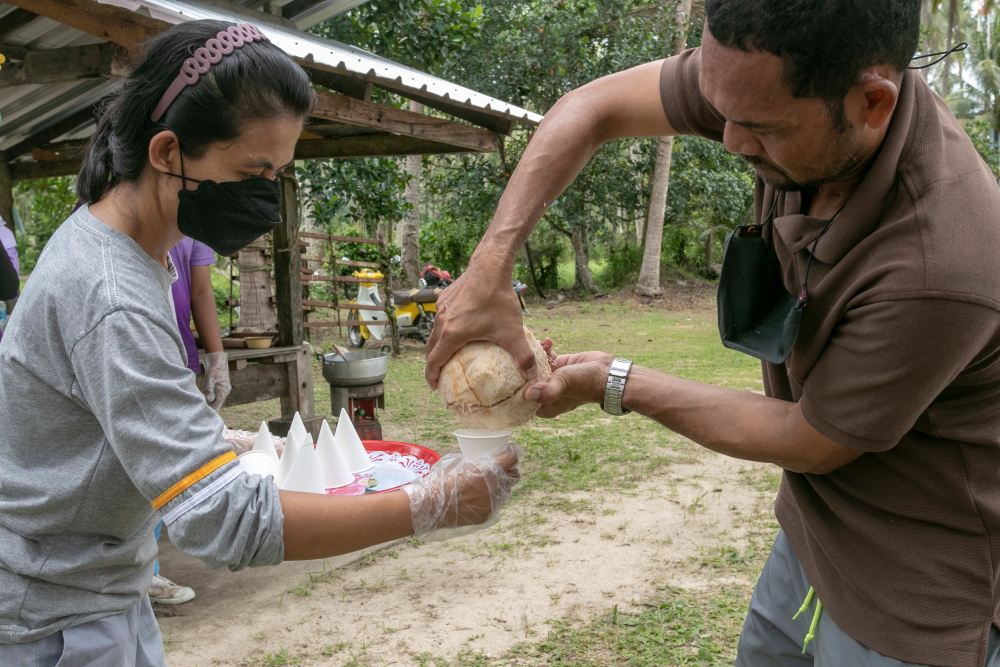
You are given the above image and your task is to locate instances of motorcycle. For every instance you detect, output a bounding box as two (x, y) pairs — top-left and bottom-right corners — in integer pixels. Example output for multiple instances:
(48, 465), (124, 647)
(346, 265), (531, 347)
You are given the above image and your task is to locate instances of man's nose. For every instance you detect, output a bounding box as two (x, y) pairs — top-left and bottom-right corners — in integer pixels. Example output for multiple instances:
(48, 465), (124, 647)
(723, 122), (763, 157)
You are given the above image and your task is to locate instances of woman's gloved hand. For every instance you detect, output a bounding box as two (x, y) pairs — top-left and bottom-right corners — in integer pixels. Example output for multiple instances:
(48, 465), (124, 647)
(403, 443), (521, 543)
(203, 351), (231, 411)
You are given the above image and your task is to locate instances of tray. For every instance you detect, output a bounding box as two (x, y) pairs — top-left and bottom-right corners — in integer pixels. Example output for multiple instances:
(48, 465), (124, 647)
(325, 440), (441, 496)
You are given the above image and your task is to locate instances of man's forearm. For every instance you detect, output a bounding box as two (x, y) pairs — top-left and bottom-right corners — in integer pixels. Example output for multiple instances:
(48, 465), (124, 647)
(622, 367), (859, 473)
(471, 61), (674, 273)
(472, 94), (609, 270)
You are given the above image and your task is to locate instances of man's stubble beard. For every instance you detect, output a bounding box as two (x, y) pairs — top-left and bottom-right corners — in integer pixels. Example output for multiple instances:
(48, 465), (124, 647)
(740, 126), (864, 193)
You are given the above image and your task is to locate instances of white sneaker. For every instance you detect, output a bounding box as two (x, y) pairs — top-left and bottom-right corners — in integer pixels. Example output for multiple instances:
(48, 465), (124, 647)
(148, 574), (196, 605)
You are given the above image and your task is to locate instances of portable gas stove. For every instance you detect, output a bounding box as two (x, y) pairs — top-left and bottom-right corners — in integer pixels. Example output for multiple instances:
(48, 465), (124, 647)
(317, 349), (389, 441)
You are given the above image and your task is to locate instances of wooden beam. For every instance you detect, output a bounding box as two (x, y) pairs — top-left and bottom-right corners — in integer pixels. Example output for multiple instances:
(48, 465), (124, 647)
(9, 160), (80, 180)
(4, 106), (97, 160)
(273, 169), (303, 348)
(0, 44), (29, 62)
(0, 42), (121, 87)
(296, 59), (519, 135)
(0, 8), (38, 41)
(304, 320), (391, 328)
(299, 231), (381, 245)
(295, 133), (489, 160)
(311, 89), (498, 153)
(303, 63), (373, 101)
(5, 0), (169, 50)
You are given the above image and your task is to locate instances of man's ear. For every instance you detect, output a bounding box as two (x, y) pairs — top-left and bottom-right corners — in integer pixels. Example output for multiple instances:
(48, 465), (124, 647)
(148, 131), (181, 176)
(851, 70), (900, 131)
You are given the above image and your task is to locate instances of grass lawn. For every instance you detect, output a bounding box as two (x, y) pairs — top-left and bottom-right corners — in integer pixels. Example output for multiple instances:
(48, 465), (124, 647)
(220, 296), (777, 666)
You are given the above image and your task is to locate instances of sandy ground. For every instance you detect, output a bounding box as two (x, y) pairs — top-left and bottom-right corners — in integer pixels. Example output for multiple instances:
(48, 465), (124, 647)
(156, 449), (776, 666)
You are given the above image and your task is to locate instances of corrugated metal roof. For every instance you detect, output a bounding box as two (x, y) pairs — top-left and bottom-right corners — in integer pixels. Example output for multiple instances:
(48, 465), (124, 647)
(0, 0), (542, 154)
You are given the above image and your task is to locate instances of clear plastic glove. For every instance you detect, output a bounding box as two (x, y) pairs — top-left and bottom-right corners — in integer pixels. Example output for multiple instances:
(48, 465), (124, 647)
(204, 351), (231, 411)
(403, 443), (521, 543)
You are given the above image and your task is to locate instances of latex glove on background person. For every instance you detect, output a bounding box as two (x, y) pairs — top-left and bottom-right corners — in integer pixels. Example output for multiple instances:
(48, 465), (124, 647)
(404, 443), (521, 542)
(203, 351), (231, 411)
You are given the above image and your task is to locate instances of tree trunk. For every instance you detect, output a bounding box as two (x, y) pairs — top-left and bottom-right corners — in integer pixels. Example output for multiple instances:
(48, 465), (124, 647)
(398, 100), (423, 285)
(571, 223), (598, 294)
(942, 0), (958, 96)
(635, 0), (693, 297)
(636, 136), (675, 296)
(704, 228), (714, 271)
(235, 246), (277, 333)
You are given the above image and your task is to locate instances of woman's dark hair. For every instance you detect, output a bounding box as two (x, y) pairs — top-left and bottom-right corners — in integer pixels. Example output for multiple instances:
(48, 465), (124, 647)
(706, 0), (920, 129)
(79, 20), (315, 203)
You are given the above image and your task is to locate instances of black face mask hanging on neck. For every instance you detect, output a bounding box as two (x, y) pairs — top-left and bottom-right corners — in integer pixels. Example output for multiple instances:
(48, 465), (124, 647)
(717, 199), (847, 365)
(167, 170), (283, 257)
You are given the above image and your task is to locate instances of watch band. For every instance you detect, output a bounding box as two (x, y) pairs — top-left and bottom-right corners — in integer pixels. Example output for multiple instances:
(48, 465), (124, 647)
(602, 358), (633, 416)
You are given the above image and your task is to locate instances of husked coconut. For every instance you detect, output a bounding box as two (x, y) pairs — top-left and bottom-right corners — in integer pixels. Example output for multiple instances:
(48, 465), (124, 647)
(438, 327), (553, 429)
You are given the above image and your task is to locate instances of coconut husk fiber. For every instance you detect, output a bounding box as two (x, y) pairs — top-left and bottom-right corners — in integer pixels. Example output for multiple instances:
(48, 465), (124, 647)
(438, 327), (553, 430)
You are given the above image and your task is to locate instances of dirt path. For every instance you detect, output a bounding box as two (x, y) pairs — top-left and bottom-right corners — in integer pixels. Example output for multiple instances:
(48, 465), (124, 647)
(157, 450), (777, 666)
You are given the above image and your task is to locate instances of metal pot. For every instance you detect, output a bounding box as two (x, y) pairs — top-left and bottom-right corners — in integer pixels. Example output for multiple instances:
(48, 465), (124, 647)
(318, 348), (390, 387)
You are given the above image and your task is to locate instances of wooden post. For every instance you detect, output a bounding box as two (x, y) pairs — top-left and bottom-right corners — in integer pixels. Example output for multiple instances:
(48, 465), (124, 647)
(273, 168), (303, 347)
(269, 167), (322, 438)
(0, 155), (14, 234)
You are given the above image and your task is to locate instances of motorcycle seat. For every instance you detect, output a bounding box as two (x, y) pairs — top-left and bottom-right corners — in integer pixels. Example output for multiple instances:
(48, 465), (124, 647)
(393, 288), (440, 306)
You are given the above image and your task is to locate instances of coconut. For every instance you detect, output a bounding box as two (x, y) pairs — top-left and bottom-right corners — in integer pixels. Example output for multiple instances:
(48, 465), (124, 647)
(438, 327), (553, 429)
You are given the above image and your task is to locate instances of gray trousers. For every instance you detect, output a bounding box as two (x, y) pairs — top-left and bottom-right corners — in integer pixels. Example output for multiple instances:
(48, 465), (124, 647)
(0, 596), (166, 667)
(738, 531), (1000, 667)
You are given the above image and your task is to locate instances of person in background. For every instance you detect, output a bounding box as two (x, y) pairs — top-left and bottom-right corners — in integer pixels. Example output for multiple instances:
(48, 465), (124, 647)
(0, 222), (19, 344)
(148, 238), (230, 605)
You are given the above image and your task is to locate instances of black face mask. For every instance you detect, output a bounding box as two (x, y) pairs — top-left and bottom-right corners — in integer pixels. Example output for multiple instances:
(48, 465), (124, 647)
(167, 170), (283, 257)
(717, 199), (846, 365)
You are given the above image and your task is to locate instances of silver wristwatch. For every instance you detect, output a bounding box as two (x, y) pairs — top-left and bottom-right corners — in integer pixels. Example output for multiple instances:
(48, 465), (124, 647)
(601, 358), (633, 416)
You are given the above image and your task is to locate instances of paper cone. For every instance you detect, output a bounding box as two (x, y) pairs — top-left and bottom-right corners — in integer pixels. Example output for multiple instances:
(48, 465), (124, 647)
(252, 422), (278, 462)
(316, 419), (354, 488)
(275, 431), (301, 488)
(290, 412), (310, 446)
(280, 439), (325, 494)
(335, 408), (373, 473)
(238, 451), (279, 478)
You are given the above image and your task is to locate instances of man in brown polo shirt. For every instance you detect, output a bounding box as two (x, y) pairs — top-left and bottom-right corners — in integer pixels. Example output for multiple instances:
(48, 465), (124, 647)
(425, 0), (1000, 665)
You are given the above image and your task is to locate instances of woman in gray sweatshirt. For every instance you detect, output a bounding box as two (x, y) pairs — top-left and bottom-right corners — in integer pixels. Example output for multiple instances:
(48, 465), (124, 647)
(0, 20), (518, 667)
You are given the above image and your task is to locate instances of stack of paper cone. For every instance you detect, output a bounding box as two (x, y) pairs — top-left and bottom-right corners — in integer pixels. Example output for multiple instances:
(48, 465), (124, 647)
(290, 412), (310, 446)
(335, 408), (373, 473)
(275, 431), (301, 488)
(315, 420), (354, 489)
(280, 439), (325, 494)
(252, 422), (279, 462)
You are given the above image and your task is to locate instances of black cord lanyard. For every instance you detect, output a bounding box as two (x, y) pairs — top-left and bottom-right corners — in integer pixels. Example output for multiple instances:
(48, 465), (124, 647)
(908, 43), (968, 70)
(760, 194), (847, 310)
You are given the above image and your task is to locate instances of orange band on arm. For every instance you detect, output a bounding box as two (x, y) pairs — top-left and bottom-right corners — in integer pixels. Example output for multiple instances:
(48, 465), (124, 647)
(151, 452), (238, 510)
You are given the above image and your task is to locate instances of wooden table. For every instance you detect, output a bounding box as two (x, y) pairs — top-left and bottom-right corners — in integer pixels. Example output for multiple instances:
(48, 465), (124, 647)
(198, 344), (324, 439)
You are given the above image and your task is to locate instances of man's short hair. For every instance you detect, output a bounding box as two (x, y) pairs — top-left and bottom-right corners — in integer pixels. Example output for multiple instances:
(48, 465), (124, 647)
(706, 0), (921, 107)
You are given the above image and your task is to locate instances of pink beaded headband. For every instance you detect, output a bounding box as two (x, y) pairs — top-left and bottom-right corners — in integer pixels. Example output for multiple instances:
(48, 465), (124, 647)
(150, 23), (270, 122)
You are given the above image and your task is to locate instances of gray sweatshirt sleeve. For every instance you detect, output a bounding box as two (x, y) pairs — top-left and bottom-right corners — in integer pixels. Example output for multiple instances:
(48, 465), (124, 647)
(70, 310), (284, 570)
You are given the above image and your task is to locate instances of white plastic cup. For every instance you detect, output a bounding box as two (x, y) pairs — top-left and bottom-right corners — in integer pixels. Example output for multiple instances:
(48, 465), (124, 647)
(454, 429), (512, 460)
(238, 451), (279, 479)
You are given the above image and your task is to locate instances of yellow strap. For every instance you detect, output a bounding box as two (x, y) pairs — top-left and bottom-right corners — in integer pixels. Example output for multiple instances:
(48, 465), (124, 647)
(151, 452), (237, 510)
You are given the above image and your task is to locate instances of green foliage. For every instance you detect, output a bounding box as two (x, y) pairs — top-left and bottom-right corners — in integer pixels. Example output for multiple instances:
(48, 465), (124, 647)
(597, 241), (644, 289)
(12, 177), (77, 272)
(298, 157), (412, 240)
(966, 119), (1000, 180)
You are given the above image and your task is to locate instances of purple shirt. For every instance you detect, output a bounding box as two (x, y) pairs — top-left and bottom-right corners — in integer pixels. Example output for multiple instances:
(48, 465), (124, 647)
(168, 238), (216, 373)
(0, 225), (19, 345)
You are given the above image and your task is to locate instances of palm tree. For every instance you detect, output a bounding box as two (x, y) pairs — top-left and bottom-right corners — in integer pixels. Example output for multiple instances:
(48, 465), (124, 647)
(636, 0), (695, 297)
